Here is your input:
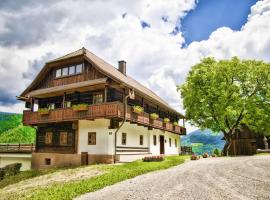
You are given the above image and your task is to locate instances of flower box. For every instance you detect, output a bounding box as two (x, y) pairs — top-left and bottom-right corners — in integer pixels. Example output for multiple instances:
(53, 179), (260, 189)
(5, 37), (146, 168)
(132, 105), (143, 114)
(150, 113), (159, 120)
(163, 118), (170, 123)
(38, 108), (50, 115)
(72, 104), (88, 112)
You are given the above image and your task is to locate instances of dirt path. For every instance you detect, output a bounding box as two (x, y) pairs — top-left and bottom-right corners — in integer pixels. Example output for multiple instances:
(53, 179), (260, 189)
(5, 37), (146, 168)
(77, 156), (270, 200)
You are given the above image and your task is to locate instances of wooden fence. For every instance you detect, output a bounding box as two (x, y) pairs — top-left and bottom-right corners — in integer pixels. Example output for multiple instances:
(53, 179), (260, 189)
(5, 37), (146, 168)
(0, 144), (35, 153)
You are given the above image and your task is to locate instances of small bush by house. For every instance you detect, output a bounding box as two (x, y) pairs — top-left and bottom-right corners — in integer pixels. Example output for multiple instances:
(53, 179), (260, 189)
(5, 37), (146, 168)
(190, 154), (200, 160)
(213, 148), (221, 157)
(142, 156), (164, 162)
(0, 163), (22, 180)
(202, 152), (209, 158)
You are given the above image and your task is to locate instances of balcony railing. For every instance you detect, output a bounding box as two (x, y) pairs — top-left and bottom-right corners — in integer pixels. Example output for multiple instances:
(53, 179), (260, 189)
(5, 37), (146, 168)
(0, 144), (35, 153)
(23, 102), (186, 135)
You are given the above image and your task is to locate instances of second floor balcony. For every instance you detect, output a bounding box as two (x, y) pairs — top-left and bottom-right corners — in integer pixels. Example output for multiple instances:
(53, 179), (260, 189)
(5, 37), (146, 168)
(23, 102), (186, 135)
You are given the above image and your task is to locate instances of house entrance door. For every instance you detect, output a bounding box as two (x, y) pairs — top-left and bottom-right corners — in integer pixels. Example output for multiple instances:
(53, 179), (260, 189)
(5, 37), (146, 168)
(160, 135), (165, 154)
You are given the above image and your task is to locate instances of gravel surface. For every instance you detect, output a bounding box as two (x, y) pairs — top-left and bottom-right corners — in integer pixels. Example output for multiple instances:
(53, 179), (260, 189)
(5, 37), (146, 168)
(76, 156), (270, 200)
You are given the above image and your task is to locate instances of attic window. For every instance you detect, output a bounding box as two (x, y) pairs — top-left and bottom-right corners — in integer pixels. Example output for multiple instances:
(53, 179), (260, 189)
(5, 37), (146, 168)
(56, 69), (61, 77)
(55, 63), (83, 78)
(76, 64), (83, 74)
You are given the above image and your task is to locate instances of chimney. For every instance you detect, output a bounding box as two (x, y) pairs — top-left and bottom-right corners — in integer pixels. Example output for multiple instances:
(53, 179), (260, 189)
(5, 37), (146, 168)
(118, 60), (126, 75)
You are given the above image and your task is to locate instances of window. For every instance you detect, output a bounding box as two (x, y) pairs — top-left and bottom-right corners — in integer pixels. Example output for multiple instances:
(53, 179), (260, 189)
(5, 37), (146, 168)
(64, 101), (71, 108)
(76, 64), (83, 74)
(48, 103), (55, 110)
(122, 133), (126, 145)
(62, 67), (68, 76)
(140, 135), (143, 145)
(45, 132), (52, 145)
(169, 138), (172, 147)
(45, 158), (51, 165)
(93, 93), (103, 104)
(88, 132), (96, 145)
(175, 139), (177, 147)
(55, 63), (83, 78)
(69, 66), (75, 75)
(60, 132), (68, 145)
(56, 69), (62, 77)
(153, 135), (157, 146)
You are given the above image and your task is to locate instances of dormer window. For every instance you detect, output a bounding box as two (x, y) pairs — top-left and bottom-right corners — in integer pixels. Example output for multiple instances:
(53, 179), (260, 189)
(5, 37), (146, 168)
(55, 63), (83, 78)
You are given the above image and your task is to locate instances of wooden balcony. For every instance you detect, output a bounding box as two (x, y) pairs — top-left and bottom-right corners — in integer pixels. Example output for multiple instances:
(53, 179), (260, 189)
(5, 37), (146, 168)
(23, 102), (186, 135)
(23, 102), (122, 125)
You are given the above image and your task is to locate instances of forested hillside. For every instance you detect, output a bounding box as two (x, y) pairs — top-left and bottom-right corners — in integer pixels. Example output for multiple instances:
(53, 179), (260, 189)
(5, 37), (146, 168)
(181, 129), (225, 155)
(0, 112), (35, 144)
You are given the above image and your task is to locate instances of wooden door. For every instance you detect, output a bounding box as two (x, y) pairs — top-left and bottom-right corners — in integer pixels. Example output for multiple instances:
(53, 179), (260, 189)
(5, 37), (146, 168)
(160, 135), (165, 154)
(81, 152), (88, 165)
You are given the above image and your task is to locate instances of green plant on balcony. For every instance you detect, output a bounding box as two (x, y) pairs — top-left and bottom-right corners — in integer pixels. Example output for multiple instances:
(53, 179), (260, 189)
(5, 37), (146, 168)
(163, 118), (170, 123)
(173, 122), (178, 126)
(132, 105), (144, 114)
(72, 104), (88, 112)
(150, 113), (159, 120)
(38, 108), (50, 115)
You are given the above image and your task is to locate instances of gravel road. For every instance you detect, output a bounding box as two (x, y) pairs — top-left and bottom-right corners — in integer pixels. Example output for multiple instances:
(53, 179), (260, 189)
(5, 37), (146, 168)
(76, 156), (270, 200)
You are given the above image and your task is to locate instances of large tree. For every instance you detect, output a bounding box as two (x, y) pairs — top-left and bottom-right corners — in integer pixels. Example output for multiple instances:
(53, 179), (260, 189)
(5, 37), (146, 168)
(179, 57), (270, 155)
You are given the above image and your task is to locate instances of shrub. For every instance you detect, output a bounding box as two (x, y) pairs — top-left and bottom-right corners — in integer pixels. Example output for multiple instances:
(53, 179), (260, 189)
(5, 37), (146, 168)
(150, 113), (159, 120)
(132, 105), (144, 114)
(38, 108), (50, 115)
(0, 163), (22, 180)
(142, 156), (164, 162)
(213, 148), (221, 157)
(202, 152), (209, 158)
(163, 118), (170, 123)
(72, 104), (88, 111)
(190, 154), (199, 160)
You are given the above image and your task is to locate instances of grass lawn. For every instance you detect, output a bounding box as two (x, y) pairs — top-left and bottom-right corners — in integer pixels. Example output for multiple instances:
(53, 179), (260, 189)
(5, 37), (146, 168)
(255, 152), (270, 156)
(0, 168), (61, 189)
(2, 155), (188, 200)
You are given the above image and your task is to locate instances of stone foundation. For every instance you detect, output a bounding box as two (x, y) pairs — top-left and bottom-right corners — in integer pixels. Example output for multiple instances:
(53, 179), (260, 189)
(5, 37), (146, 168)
(88, 154), (116, 164)
(31, 153), (120, 169)
(31, 152), (81, 169)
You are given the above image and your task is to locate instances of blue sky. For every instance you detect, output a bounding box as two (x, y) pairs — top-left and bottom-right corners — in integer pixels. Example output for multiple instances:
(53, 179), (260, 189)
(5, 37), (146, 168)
(181, 0), (258, 45)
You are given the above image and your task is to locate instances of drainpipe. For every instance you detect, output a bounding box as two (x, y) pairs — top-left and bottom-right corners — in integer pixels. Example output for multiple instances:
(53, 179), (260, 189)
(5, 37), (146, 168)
(114, 94), (129, 163)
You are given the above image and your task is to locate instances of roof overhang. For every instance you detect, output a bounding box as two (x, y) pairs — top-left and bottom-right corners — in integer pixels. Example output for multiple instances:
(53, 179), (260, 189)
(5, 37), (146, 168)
(25, 78), (107, 98)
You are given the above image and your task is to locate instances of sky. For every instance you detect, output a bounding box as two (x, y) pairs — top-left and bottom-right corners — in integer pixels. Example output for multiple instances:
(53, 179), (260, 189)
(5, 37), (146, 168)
(0, 0), (269, 132)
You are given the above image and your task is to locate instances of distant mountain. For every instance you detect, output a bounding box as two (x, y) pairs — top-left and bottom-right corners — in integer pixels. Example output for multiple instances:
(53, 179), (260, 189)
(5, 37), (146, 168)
(181, 129), (225, 155)
(0, 112), (35, 144)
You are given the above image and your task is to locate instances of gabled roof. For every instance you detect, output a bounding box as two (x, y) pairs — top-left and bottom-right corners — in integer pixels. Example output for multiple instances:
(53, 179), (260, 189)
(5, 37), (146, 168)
(20, 47), (184, 118)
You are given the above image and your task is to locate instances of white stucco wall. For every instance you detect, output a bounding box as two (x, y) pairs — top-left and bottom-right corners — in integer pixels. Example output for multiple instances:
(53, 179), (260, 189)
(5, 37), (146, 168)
(149, 129), (180, 155)
(0, 153), (32, 171)
(116, 122), (149, 148)
(78, 119), (114, 155)
(77, 119), (180, 157)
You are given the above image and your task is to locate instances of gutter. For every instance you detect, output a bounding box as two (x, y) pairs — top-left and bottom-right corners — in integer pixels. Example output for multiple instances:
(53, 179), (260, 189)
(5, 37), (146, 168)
(114, 94), (130, 164)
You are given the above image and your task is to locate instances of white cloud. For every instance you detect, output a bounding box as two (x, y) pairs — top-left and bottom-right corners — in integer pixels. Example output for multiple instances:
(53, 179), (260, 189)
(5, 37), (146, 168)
(0, 0), (270, 133)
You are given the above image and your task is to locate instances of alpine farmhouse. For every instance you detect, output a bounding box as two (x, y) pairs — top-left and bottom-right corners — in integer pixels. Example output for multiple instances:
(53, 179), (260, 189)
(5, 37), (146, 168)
(18, 48), (186, 169)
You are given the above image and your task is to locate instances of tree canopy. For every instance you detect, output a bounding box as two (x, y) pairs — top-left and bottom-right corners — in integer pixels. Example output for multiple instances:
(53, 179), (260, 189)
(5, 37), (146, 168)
(179, 57), (270, 153)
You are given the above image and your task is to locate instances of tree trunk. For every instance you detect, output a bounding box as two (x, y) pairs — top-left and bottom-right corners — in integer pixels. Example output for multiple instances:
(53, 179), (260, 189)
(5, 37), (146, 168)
(222, 140), (230, 156)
